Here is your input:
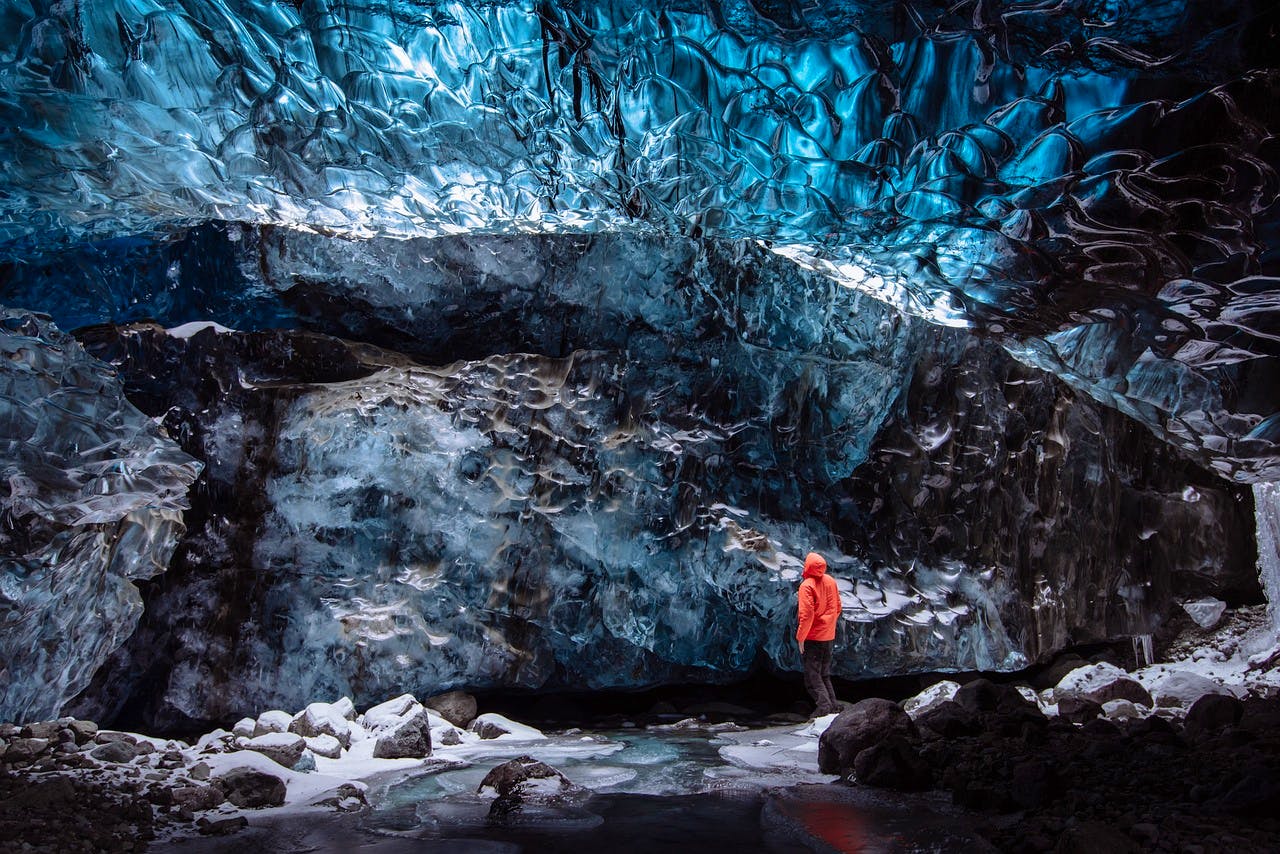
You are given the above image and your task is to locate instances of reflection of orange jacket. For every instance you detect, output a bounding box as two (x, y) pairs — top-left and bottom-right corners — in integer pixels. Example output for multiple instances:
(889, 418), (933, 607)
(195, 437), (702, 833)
(796, 553), (840, 642)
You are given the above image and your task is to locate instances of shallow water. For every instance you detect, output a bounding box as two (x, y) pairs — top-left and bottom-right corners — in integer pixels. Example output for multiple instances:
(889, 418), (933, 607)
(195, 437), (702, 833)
(155, 729), (991, 853)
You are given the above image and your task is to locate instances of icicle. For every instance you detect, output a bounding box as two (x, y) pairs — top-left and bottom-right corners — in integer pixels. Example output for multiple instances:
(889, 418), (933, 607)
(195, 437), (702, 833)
(1131, 633), (1154, 668)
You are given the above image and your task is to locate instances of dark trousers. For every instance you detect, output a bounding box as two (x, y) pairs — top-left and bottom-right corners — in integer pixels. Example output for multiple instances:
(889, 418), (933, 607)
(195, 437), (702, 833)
(802, 639), (838, 715)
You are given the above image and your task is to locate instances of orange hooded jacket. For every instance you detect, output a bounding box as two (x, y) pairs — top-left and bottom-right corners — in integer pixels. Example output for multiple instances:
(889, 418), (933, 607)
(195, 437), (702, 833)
(796, 552), (840, 642)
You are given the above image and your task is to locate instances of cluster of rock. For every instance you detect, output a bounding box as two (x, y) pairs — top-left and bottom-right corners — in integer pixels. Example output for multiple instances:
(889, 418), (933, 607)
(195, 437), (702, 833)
(0, 690), (499, 851)
(0, 717), (242, 849)
(819, 662), (1280, 851)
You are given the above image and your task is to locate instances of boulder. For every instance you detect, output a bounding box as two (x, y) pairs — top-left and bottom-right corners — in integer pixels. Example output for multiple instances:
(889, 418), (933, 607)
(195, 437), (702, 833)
(1056, 696), (1103, 725)
(21, 721), (60, 740)
(289, 701), (353, 749)
(361, 694), (419, 730)
(216, 768), (287, 808)
(851, 737), (932, 791)
(916, 701), (979, 738)
(1053, 663), (1153, 707)
(818, 698), (917, 775)
(171, 784), (225, 812)
(89, 740), (138, 763)
(467, 714), (546, 741)
(479, 755), (581, 799)
(425, 691), (479, 728)
(1144, 669), (1233, 709)
(1101, 700), (1143, 722)
(478, 755), (586, 817)
(253, 710), (294, 736)
(4, 737), (50, 763)
(1183, 694), (1244, 740)
(231, 717), (256, 739)
(901, 680), (960, 719)
(372, 709), (432, 759)
(304, 734), (343, 759)
(1181, 597), (1228, 630)
(239, 733), (306, 769)
(66, 720), (97, 745)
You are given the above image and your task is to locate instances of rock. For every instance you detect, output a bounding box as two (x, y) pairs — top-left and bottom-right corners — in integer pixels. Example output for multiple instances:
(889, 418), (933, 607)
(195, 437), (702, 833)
(472, 719), (510, 740)
(304, 734), (343, 759)
(253, 710), (294, 736)
(1183, 694), (1244, 739)
(479, 755), (585, 817)
(425, 691), (478, 728)
(239, 732), (306, 768)
(851, 737), (932, 791)
(313, 783), (368, 812)
(189, 761), (211, 781)
(916, 700), (979, 738)
(818, 698), (917, 775)
(1101, 699), (1143, 721)
(373, 709), (432, 759)
(21, 721), (60, 740)
(954, 678), (1037, 715)
(197, 815), (249, 835)
(231, 717), (256, 738)
(901, 680), (960, 719)
(172, 784), (225, 811)
(1144, 669), (1233, 709)
(362, 694), (419, 730)
(289, 701), (353, 749)
(1182, 597), (1227, 629)
(439, 728), (463, 747)
(89, 740), (139, 763)
(94, 731), (137, 745)
(1056, 696), (1103, 724)
(217, 768), (287, 808)
(4, 737), (50, 763)
(1053, 663), (1153, 707)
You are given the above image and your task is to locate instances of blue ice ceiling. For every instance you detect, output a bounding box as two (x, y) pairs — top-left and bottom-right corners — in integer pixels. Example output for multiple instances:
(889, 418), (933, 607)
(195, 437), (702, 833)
(2, 0), (1278, 479)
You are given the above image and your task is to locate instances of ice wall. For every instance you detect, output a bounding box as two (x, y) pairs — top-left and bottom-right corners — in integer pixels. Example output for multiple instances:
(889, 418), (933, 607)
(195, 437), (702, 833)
(0, 310), (201, 722)
(64, 236), (1256, 729)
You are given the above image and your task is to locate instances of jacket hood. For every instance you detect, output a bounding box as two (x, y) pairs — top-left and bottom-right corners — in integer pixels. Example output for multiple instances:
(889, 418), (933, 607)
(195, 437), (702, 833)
(802, 552), (827, 579)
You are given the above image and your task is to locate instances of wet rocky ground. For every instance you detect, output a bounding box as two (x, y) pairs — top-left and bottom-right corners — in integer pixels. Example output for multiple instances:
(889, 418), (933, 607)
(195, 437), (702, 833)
(5, 632), (1280, 853)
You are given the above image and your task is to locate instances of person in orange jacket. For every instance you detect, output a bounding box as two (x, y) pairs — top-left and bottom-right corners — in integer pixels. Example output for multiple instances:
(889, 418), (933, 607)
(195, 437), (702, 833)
(796, 551), (841, 717)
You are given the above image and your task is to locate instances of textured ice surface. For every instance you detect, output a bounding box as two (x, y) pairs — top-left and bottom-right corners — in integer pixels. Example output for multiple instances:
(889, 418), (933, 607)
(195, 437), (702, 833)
(68, 278), (1256, 727)
(0, 310), (200, 721)
(0, 1), (1277, 477)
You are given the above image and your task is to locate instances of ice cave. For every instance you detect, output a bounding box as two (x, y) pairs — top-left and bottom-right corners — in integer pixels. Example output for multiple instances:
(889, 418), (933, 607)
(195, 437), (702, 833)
(0, 0), (1278, 851)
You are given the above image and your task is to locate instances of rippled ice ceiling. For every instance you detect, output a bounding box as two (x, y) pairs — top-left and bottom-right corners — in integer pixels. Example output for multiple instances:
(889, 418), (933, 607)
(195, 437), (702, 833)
(2, 0), (1279, 478)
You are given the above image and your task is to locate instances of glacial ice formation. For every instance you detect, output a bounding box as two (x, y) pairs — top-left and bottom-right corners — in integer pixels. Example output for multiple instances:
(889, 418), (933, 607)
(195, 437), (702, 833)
(59, 237), (1256, 728)
(0, 0), (1275, 723)
(0, 0), (1277, 477)
(0, 310), (201, 722)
